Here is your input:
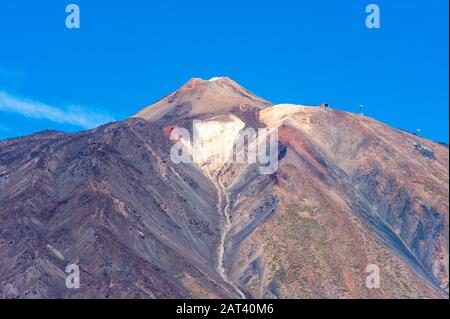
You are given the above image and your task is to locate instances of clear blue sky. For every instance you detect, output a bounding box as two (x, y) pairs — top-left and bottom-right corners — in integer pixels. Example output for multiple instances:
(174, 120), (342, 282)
(0, 0), (448, 142)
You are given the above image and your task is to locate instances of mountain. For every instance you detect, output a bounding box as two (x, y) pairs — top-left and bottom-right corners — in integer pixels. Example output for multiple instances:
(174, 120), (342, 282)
(133, 77), (271, 122)
(0, 77), (448, 298)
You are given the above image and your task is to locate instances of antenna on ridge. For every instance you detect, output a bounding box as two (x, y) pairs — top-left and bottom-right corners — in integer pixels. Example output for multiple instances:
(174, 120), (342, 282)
(359, 104), (364, 115)
(320, 102), (329, 110)
(415, 129), (421, 148)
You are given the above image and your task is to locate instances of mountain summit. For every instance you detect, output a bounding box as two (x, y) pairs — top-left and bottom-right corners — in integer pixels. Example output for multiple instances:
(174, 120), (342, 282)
(133, 77), (272, 122)
(0, 78), (448, 298)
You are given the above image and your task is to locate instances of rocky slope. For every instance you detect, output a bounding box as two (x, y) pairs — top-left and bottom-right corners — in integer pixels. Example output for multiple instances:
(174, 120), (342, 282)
(0, 77), (448, 298)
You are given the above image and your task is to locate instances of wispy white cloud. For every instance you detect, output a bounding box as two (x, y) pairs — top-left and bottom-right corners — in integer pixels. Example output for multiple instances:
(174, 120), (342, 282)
(0, 91), (114, 129)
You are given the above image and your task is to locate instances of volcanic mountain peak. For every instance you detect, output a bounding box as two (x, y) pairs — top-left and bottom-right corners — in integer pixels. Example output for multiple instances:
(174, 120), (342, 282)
(133, 77), (272, 122)
(1, 77), (448, 299)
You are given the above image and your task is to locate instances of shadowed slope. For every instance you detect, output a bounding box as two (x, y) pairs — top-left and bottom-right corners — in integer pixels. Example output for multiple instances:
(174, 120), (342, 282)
(0, 119), (240, 298)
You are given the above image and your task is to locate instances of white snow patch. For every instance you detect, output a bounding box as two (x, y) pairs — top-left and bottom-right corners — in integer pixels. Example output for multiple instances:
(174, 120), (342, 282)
(193, 114), (245, 172)
(259, 104), (306, 126)
(208, 77), (226, 82)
